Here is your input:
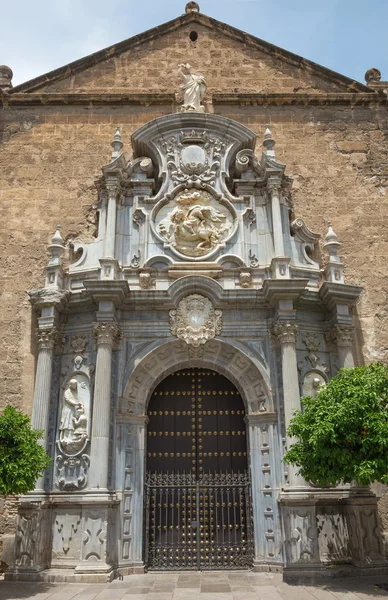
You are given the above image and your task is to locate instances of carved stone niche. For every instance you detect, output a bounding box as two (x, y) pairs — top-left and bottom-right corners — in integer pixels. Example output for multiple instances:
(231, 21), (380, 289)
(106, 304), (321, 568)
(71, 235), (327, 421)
(54, 372), (91, 491)
(153, 186), (236, 261)
(169, 294), (222, 347)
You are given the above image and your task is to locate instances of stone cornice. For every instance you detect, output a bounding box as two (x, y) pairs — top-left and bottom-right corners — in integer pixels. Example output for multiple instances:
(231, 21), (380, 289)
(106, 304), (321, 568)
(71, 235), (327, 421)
(1, 92), (176, 107)
(28, 288), (70, 312)
(319, 282), (363, 311)
(213, 92), (385, 107)
(83, 280), (130, 307)
(2, 92), (386, 109)
(262, 279), (308, 306)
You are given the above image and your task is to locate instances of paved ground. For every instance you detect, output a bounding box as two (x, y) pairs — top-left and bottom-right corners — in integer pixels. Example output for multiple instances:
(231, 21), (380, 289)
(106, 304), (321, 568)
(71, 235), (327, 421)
(1, 572), (388, 600)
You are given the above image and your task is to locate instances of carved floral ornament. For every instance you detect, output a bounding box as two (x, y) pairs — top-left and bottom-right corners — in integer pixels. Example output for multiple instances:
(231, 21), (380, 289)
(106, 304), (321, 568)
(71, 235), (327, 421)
(169, 294), (222, 347)
(272, 321), (299, 344)
(154, 187), (235, 259)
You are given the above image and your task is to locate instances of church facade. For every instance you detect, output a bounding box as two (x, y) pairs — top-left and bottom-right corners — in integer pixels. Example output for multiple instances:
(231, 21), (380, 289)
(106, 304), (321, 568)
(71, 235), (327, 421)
(1, 1), (388, 582)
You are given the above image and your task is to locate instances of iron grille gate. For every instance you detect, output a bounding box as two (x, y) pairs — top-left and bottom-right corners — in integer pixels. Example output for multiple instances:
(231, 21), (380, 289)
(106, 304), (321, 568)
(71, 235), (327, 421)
(145, 471), (253, 570)
(144, 368), (253, 570)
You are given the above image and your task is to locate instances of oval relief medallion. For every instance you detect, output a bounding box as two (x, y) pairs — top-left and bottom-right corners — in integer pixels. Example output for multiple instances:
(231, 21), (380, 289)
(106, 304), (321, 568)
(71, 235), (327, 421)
(155, 188), (234, 258)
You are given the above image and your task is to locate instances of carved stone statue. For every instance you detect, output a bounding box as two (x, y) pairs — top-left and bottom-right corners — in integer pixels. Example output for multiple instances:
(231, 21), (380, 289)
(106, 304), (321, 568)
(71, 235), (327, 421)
(59, 379), (88, 454)
(179, 63), (207, 112)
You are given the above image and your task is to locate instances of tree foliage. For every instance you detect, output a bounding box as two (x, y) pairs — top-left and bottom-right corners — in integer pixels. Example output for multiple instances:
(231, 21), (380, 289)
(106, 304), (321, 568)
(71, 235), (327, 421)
(283, 363), (388, 487)
(0, 406), (51, 496)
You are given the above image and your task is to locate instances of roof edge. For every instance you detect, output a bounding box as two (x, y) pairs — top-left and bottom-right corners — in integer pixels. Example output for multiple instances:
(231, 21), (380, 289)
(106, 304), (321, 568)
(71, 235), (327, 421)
(10, 11), (371, 94)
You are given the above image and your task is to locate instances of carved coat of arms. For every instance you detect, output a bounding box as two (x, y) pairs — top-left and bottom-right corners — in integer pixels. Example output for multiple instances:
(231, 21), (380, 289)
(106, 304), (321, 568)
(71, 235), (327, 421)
(169, 294), (222, 347)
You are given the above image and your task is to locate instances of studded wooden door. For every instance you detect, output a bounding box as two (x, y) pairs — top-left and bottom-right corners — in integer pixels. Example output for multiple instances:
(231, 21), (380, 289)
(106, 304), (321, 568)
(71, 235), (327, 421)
(145, 368), (253, 570)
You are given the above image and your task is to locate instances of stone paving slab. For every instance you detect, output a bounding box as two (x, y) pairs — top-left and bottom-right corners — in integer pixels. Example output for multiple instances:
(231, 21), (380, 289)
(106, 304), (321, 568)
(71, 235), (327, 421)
(2, 573), (388, 600)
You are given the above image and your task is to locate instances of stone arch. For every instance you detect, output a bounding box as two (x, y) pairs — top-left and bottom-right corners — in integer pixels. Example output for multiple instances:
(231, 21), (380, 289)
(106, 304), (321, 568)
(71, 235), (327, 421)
(120, 337), (273, 416)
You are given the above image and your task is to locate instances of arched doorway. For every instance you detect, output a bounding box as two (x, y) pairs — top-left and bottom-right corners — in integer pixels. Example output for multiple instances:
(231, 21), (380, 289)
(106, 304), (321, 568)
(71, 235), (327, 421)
(144, 368), (253, 570)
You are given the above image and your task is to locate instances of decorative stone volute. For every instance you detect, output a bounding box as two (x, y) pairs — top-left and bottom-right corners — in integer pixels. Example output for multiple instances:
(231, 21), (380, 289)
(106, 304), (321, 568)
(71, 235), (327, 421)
(273, 321), (299, 344)
(169, 294), (222, 347)
(0, 65), (13, 91)
(94, 322), (121, 346)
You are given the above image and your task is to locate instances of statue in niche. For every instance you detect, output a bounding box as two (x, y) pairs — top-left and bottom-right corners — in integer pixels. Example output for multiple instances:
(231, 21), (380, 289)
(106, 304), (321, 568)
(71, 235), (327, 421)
(179, 63), (207, 112)
(302, 371), (326, 398)
(158, 189), (233, 257)
(59, 379), (88, 454)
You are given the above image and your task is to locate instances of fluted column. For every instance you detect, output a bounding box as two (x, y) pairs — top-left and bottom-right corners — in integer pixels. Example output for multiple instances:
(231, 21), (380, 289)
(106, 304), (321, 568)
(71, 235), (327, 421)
(104, 182), (119, 258)
(268, 178), (284, 257)
(89, 322), (121, 491)
(327, 325), (355, 369)
(273, 321), (304, 487)
(31, 327), (57, 492)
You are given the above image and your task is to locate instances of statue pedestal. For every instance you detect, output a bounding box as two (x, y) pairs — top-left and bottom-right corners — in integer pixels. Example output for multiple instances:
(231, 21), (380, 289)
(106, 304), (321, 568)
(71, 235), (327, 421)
(279, 487), (388, 582)
(5, 493), (120, 583)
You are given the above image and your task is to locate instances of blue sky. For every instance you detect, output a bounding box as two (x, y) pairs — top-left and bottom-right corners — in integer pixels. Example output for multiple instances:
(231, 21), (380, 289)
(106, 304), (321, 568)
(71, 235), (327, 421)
(1, 0), (387, 87)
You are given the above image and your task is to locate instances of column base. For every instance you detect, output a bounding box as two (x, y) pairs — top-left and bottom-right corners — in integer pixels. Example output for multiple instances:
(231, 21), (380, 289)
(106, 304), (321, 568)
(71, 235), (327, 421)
(252, 560), (283, 573)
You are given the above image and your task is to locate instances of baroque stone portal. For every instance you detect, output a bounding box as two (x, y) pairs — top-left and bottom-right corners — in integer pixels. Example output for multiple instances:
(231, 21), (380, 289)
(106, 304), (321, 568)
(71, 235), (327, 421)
(169, 294), (222, 347)
(157, 188), (233, 257)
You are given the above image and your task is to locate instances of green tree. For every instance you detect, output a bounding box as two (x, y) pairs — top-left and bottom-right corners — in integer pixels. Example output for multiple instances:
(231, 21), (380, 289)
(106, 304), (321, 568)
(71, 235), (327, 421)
(0, 406), (51, 496)
(283, 363), (388, 487)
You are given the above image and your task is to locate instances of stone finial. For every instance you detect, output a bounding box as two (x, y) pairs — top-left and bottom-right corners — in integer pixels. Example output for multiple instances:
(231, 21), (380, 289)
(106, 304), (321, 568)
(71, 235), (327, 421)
(50, 224), (65, 248)
(185, 2), (200, 13)
(323, 221), (344, 284)
(365, 68), (381, 84)
(46, 225), (66, 287)
(111, 127), (124, 160)
(263, 125), (276, 157)
(324, 221), (340, 253)
(0, 65), (13, 91)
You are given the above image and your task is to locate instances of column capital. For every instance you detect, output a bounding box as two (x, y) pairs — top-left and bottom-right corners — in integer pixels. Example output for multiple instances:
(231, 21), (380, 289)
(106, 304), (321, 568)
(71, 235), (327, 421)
(105, 180), (121, 196)
(94, 322), (121, 346)
(36, 326), (63, 351)
(326, 324), (354, 347)
(273, 320), (299, 344)
(267, 177), (282, 195)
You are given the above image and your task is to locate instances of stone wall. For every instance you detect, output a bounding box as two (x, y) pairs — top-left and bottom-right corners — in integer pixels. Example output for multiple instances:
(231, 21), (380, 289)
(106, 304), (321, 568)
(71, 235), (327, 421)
(1, 98), (387, 416)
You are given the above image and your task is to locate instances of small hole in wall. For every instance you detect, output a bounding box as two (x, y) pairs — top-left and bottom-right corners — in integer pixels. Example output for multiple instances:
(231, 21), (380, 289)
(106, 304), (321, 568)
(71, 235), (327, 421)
(189, 31), (198, 42)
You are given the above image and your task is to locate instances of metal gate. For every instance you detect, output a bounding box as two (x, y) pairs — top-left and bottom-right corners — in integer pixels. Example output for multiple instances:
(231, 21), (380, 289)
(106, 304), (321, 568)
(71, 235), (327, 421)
(144, 368), (253, 570)
(145, 471), (253, 570)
